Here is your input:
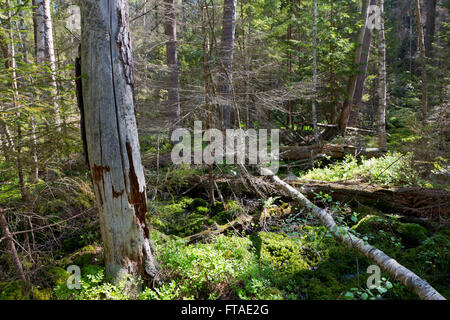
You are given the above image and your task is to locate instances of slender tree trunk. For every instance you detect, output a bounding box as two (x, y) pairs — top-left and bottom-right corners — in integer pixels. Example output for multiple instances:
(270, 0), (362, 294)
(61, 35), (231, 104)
(338, 0), (370, 135)
(32, 0), (46, 64)
(164, 0), (181, 134)
(201, 0), (215, 205)
(414, 0), (428, 121)
(0, 210), (27, 282)
(219, 0), (237, 129)
(43, 0), (61, 130)
(349, 0), (377, 127)
(18, 0), (39, 183)
(201, 0), (211, 129)
(286, 22), (293, 129)
(425, 0), (437, 57)
(33, 0), (61, 129)
(312, 0), (320, 145)
(377, 0), (387, 151)
(5, 0), (28, 202)
(79, 0), (159, 284)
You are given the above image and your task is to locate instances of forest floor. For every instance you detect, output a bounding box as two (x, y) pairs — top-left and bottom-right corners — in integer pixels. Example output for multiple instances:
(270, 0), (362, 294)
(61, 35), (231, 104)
(0, 128), (449, 300)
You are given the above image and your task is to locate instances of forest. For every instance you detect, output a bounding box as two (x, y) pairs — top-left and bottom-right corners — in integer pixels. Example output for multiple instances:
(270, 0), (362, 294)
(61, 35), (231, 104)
(0, 0), (448, 301)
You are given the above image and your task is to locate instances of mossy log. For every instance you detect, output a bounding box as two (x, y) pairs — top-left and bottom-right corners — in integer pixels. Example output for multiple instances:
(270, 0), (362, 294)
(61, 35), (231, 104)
(184, 214), (255, 243)
(280, 144), (385, 161)
(263, 168), (446, 300)
(183, 176), (449, 220)
(292, 180), (450, 219)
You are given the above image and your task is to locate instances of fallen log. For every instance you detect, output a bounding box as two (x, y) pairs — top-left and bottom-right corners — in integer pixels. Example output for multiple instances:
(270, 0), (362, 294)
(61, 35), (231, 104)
(184, 214), (255, 243)
(293, 180), (450, 219)
(143, 144), (385, 169)
(262, 168), (446, 300)
(181, 175), (449, 220)
(280, 144), (385, 161)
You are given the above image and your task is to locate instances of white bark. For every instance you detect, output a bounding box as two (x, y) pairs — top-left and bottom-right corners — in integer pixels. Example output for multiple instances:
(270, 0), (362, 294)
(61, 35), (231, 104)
(80, 0), (159, 283)
(33, 0), (61, 129)
(262, 168), (446, 300)
(377, 0), (387, 151)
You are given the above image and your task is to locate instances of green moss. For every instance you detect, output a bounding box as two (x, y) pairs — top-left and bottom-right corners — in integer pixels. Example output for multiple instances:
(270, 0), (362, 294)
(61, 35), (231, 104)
(400, 230), (450, 276)
(211, 201), (224, 214)
(150, 199), (215, 237)
(212, 201), (245, 225)
(0, 281), (30, 300)
(32, 287), (53, 300)
(396, 223), (428, 245)
(61, 245), (103, 267)
(257, 232), (310, 275)
(196, 206), (210, 214)
(172, 213), (213, 237)
(0, 280), (51, 300)
(46, 267), (70, 286)
(352, 215), (395, 234)
(189, 198), (209, 210)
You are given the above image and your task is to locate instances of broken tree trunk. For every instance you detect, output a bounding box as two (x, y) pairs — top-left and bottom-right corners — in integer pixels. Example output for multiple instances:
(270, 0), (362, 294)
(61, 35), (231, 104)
(263, 168), (445, 300)
(79, 0), (159, 284)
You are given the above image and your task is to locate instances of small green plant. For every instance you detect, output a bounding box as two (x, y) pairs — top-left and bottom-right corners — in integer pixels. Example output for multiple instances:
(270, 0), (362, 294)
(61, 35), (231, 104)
(53, 265), (134, 300)
(343, 277), (393, 300)
(300, 152), (423, 187)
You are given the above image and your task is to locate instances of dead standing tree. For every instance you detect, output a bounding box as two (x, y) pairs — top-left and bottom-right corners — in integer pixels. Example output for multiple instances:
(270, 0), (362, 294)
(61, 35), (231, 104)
(79, 0), (159, 284)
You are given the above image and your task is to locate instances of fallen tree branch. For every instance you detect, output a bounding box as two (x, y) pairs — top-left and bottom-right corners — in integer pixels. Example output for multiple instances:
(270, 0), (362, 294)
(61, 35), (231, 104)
(280, 144), (385, 161)
(184, 214), (255, 243)
(293, 180), (450, 219)
(262, 168), (446, 300)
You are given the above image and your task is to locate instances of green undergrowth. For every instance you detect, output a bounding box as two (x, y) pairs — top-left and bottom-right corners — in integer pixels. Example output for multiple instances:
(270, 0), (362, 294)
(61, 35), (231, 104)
(148, 197), (247, 238)
(298, 152), (425, 187)
(3, 192), (449, 301)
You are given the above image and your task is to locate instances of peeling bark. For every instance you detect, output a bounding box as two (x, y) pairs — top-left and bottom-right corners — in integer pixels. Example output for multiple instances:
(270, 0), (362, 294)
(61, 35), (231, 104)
(263, 169), (446, 300)
(79, 0), (159, 284)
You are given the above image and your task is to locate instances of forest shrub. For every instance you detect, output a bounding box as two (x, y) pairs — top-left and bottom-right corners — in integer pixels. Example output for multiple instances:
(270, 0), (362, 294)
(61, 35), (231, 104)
(256, 232), (310, 275)
(53, 265), (132, 300)
(396, 223), (429, 246)
(300, 152), (422, 186)
(154, 235), (259, 299)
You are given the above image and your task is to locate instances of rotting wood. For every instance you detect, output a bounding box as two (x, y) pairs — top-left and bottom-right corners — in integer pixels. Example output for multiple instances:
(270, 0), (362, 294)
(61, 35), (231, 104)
(280, 144), (385, 162)
(79, 0), (159, 284)
(293, 180), (450, 220)
(177, 176), (449, 220)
